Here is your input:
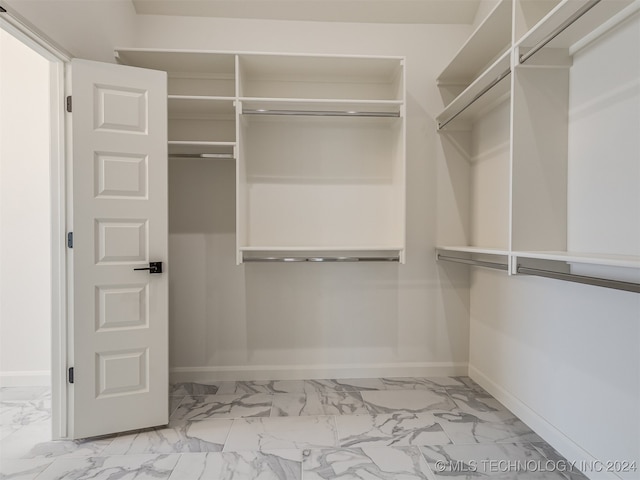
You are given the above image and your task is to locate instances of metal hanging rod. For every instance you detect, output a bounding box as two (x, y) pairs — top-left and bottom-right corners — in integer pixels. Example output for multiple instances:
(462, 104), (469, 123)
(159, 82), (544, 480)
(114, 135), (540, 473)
(169, 153), (235, 159)
(243, 109), (400, 118)
(517, 266), (640, 294)
(437, 68), (511, 130)
(437, 254), (508, 271)
(243, 256), (400, 263)
(519, 0), (601, 64)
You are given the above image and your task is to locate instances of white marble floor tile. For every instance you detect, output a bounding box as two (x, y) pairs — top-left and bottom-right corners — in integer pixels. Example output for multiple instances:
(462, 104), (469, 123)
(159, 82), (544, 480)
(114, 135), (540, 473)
(0, 399), (51, 428)
(270, 391), (369, 417)
(448, 390), (516, 422)
(0, 457), (53, 480)
(317, 391), (370, 416)
(380, 377), (460, 392)
(0, 387), (49, 401)
(433, 411), (544, 445)
(168, 450), (302, 480)
(169, 393), (272, 423)
(530, 443), (590, 480)
(270, 394), (325, 417)
(170, 382), (220, 396)
(223, 415), (338, 452)
(304, 378), (385, 394)
(169, 396), (184, 417)
(302, 446), (432, 479)
(217, 380), (305, 395)
(102, 419), (233, 455)
(336, 413), (452, 448)
(35, 453), (180, 480)
(0, 421), (113, 460)
(0, 422), (22, 441)
(420, 443), (571, 479)
(361, 389), (457, 414)
(449, 377), (490, 395)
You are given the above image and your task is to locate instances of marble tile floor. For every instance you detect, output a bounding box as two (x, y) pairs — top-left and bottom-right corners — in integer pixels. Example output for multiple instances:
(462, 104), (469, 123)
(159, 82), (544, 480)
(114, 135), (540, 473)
(0, 377), (589, 479)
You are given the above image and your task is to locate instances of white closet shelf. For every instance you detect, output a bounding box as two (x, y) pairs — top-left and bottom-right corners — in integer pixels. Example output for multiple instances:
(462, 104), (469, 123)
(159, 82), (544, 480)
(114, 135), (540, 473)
(436, 246), (510, 256)
(437, 50), (511, 130)
(512, 251), (640, 269)
(115, 48), (236, 75)
(168, 141), (235, 157)
(239, 53), (403, 84)
(239, 98), (403, 117)
(517, 0), (636, 60)
(437, 0), (512, 85)
(435, 247), (509, 272)
(240, 246), (404, 263)
(168, 96), (235, 117)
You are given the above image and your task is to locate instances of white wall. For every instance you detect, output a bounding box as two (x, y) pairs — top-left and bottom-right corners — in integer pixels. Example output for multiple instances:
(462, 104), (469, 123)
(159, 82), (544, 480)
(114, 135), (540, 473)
(469, 270), (639, 480)
(0, 29), (51, 386)
(130, 14), (472, 380)
(468, 14), (640, 480)
(3, 0), (137, 62)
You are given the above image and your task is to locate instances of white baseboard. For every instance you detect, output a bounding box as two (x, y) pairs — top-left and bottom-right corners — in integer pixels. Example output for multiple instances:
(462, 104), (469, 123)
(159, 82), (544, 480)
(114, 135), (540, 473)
(469, 365), (622, 480)
(0, 371), (51, 387)
(170, 362), (469, 383)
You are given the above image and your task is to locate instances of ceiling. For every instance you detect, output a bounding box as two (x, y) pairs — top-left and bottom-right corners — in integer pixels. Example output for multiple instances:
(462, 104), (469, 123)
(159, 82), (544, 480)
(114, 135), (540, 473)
(131, 0), (481, 24)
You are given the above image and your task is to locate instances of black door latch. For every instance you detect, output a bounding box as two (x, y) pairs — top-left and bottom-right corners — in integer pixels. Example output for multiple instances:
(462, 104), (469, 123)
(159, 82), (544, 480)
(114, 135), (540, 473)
(133, 261), (163, 274)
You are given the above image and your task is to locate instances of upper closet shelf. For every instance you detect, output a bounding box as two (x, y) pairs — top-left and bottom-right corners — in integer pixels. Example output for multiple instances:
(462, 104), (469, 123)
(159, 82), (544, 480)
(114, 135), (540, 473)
(437, 50), (511, 130)
(517, 0), (637, 62)
(115, 48), (236, 75)
(437, 0), (512, 85)
(168, 96), (235, 117)
(239, 98), (403, 117)
(238, 54), (404, 102)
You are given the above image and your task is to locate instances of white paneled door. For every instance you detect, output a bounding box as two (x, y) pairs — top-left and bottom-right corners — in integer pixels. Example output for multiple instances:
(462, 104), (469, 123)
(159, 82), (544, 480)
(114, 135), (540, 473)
(70, 59), (168, 439)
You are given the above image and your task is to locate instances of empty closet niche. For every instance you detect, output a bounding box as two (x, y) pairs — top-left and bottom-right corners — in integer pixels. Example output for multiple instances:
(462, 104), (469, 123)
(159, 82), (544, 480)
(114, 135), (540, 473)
(511, 0), (639, 277)
(168, 157), (239, 366)
(239, 115), (404, 251)
(236, 53), (406, 263)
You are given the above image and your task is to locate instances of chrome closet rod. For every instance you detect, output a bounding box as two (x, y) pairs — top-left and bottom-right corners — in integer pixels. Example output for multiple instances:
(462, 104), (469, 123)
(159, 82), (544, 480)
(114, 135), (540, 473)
(243, 256), (400, 263)
(169, 153), (235, 159)
(517, 266), (640, 294)
(519, 0), (602, 64)
(242, 109), (400, 118)
(437, 68), (511, 130)
(437, 254), (508, 271)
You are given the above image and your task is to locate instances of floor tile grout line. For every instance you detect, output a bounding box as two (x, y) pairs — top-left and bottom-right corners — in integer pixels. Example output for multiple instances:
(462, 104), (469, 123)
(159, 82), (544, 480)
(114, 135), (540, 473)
(220, 417), (237, 454)
(331, 415), (341, 448)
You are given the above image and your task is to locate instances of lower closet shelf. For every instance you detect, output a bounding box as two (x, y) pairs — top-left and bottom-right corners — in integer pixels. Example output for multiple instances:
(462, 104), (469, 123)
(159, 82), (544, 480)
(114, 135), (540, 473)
(436, 247), (509, 272)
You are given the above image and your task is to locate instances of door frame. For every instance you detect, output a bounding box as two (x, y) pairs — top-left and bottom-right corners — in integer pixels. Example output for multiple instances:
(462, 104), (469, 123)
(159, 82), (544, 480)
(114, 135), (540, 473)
(0, 7), (70, 439)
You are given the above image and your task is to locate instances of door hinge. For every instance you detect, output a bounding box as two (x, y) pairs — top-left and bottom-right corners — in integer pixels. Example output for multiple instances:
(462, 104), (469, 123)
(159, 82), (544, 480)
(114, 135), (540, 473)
(67, 232), (73, 248)
(68, 367), (74, 384)
(66, 96), (72, 113)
